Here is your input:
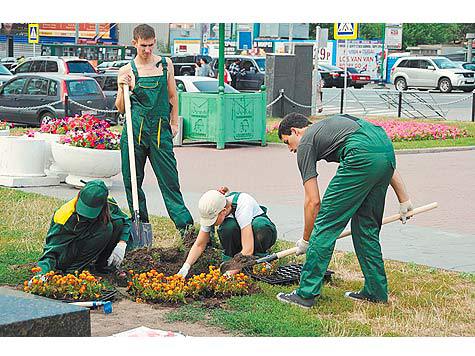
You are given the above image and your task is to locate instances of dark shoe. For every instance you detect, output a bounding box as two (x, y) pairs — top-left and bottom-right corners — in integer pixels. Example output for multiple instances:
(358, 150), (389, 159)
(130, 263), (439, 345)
(344, 291), (387, 304)
(276, 290), (316, 309)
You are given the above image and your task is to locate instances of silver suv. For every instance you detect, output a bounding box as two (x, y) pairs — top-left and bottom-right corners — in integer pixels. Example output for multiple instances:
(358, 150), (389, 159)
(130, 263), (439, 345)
(390, 56), (475, 93)
(12, 56), (97, 75)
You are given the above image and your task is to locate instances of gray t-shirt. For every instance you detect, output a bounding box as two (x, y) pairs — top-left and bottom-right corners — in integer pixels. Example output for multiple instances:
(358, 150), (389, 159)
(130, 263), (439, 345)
(297, 114), (361, 183)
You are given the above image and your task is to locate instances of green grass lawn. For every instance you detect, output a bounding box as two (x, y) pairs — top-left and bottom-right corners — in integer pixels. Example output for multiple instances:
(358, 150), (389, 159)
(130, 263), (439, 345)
(266, 116), (475, 149)
(1, 188), (474, 336)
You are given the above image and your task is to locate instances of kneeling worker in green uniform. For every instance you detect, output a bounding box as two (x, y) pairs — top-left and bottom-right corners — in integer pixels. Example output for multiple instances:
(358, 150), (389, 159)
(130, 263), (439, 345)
(37, 180), (132, 275)
(176, 187), (277, 277)
(276, 113), (413, 308)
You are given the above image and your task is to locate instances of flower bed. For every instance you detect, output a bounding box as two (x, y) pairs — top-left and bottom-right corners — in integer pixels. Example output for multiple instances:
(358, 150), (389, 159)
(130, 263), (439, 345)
(266, 119), (469, 142)
(24, 267), (107, 301)
(368, 120), (469, 142)
(40, 114), (110, 135)
(0, 120), (14, 130)
(127, 266), (253, 304)
(60, 129), (120, 150)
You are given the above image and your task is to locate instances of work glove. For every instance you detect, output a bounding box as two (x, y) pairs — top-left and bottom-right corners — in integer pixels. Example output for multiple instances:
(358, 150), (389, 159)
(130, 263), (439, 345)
(107, 242), (127, 267)
(177, 263), (191, 278)
(295, 238), (309, 256)
(28, 274), (46, 288)
(399, 199), (414, 224)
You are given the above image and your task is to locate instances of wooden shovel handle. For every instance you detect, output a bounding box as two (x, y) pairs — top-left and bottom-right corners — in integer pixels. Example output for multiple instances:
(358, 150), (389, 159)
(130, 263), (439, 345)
(337, 202), (438, 240)
(274, 202), (438, 260)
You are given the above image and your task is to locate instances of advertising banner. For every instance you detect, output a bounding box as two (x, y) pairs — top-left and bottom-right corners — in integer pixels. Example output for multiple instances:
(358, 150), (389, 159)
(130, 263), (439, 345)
(39, 23), (111, 39)
(336, 40), (384, 80)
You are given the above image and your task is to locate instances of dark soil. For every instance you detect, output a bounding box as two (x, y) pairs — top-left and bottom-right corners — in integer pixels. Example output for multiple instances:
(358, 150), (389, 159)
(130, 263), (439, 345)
(114, 229), (223, 282)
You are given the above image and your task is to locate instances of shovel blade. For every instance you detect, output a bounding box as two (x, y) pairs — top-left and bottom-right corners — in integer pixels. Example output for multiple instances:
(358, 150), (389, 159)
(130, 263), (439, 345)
(130, 222), (153, 249)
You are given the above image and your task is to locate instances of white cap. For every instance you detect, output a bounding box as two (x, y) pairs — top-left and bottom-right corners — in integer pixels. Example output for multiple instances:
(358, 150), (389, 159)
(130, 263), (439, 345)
(198, 190), (227, 227)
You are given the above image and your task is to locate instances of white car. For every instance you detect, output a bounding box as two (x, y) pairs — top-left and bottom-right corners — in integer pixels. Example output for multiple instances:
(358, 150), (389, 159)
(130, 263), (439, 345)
(390, 56), (475, 93)
(175, 76), (239, 93)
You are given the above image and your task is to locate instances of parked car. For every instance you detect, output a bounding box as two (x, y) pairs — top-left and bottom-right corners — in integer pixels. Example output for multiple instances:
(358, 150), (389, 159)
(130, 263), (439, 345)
(0, 57), (17, 70)
(346, 67), (371, 89)
(175, 76), (239, 93)
(0, 73), (114, 126)
(109, 60), (130, 70)
(460, 62), (475, 72)
(171, 54), (213, 76)
(0, 64), (13, 87)
(90, 71), (123, 123)
(210, 55), (265, 91)
(390, 56), (475, 93)
(11, 56), (97, 75)
(318, 64), (348, 88)
(96, 61), (114, 72)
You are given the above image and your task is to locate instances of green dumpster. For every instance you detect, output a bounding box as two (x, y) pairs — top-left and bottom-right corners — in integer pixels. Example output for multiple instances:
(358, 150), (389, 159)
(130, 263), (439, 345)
(178, 86), (267, 150)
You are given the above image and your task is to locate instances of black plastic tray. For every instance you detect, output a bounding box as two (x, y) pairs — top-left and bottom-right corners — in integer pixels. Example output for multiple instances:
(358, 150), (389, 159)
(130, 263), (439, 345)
(243, 264), (334, 285)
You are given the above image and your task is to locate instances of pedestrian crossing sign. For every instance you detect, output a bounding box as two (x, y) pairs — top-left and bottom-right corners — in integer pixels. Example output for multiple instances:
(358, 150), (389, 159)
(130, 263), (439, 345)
(334, 23), (358, 40)
(28, 24), (39, 44)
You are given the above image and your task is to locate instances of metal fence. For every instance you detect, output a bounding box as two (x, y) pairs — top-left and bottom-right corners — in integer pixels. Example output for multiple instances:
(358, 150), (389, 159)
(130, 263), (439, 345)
(267, 88), (475, 122)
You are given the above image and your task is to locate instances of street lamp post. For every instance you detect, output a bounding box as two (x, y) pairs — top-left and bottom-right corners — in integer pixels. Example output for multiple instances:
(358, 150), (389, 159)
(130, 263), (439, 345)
(378, 23), (387, 87)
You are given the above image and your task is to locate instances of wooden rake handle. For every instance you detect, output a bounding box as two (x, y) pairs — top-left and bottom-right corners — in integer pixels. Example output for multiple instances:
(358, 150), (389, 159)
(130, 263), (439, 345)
(274, 202), (439, 260)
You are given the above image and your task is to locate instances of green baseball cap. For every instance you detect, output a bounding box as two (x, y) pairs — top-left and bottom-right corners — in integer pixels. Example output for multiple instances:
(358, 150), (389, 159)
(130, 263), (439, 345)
(76, 180), (109, 219)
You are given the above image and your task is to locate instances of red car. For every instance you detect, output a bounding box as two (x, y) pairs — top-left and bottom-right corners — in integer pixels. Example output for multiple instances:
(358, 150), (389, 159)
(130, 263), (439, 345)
(347, 67), (371, 89)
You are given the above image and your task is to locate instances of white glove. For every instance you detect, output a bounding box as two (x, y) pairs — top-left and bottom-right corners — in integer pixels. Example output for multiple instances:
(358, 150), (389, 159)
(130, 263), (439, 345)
(28, 274), (46, 287)
(295, 238), (309, 256)
(399, 199), (413, 224)
(107, 242), (127, 267)
(177, 263), (191, 278)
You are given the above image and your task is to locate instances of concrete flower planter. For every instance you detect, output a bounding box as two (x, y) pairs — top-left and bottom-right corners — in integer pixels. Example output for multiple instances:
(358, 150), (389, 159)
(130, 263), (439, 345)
(0, 136), (47, 177)
(51, 142), (121, 188)
(0, 129), (10, 136)
(34, 132), (68, 182)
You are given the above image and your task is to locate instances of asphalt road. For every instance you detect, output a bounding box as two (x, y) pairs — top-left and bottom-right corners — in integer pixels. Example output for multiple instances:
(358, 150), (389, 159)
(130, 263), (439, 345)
(319, 85), (474, 121)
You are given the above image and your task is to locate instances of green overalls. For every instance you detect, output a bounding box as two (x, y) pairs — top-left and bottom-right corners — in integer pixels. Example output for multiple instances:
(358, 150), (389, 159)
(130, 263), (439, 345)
(120, 57), (193, 230)
(38, 197), (132, 274)
(217, 192), (277, 260)
(296, 119), (396, 302)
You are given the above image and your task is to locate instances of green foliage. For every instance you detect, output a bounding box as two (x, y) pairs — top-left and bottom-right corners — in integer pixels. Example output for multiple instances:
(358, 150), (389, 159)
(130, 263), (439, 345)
(309, 23), (475, 50)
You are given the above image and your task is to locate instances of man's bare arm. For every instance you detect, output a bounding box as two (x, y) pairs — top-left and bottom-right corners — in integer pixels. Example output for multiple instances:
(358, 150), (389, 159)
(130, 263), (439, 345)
(115, 65), (134, 113)
(166, 57), (179, 134)
(390, 169), (410, 203)
(303, 177), (321, 242)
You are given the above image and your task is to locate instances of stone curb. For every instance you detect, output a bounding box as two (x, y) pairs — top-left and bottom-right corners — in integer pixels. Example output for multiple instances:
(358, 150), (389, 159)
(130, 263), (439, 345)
(265, 142), (475, 155)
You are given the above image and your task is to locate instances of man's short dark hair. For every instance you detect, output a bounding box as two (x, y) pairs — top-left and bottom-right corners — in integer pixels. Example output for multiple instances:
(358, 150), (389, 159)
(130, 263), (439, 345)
(278, 112), (312, 139)
(133, 24), (155, 40)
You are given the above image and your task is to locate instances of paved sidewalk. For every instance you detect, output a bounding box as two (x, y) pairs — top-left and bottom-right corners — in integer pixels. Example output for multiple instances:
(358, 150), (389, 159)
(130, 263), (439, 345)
(19, 143), (475, 273)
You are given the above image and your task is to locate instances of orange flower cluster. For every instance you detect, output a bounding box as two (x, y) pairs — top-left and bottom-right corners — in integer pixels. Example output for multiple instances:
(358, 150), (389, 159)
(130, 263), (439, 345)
(24, 268), (105, 301)
(252, 261), (278, 277)
(127, 266), (252, 304)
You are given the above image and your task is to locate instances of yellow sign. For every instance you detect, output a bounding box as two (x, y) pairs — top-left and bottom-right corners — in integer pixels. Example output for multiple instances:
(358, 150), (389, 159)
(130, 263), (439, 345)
(28, 23), (39, 44)
(334, 23), (358, 40)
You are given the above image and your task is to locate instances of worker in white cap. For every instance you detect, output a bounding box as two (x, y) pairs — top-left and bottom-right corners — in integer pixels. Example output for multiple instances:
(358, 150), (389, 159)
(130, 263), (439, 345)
(176, 187), (277, 277)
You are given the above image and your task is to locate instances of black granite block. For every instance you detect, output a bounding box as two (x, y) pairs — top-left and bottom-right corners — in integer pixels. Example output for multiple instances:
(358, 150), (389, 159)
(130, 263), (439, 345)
(0, 287), (91, 337)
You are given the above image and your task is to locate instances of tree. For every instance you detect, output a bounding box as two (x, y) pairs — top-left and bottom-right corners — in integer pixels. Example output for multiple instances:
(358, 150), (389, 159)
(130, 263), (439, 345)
(309, 23), (475, 50)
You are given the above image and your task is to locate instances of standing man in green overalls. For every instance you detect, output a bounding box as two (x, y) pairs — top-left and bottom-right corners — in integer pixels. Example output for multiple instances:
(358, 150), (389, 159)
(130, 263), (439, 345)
(275, 113), (413, 308)
(176, 187), (277, 277)
(115, 24), (193, 235)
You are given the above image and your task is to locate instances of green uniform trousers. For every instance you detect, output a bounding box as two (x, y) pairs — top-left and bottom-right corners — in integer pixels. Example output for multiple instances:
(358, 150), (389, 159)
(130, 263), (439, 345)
(297, 119), (396, 302)
(217, 213), (277, 260)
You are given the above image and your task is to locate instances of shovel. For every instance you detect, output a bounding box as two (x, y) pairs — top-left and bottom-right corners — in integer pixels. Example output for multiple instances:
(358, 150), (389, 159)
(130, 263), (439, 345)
(220, 202), (438, 273)
(123, 84), (153, 249)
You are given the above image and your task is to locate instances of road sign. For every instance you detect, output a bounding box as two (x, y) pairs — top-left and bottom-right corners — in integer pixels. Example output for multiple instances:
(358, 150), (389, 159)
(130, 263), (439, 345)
(28, 23), (39, 44)
(334, 23), (358, 40)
